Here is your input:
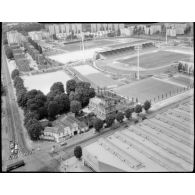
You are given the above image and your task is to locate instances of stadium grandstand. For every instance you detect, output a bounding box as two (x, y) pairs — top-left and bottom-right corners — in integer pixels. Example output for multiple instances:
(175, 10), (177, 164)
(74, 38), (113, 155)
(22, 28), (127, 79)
(94, 40), (155, 60)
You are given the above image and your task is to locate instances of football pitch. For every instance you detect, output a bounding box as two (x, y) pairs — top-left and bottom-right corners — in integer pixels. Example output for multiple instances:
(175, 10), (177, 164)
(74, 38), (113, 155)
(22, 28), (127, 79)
(114, 77), (184, 103)
(118, 50), (191, 69)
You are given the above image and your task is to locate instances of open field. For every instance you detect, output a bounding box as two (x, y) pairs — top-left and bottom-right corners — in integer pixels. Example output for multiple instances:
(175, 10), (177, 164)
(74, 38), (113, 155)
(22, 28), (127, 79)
(83, 99), (194, 172)
(114, 77), (184, 103)
(53, 38), (129, 52)
(22, 70), (71, 95)
(118, 50), (191, 69)
(72, 65), (120, 88)
(167, 75), (194, 87)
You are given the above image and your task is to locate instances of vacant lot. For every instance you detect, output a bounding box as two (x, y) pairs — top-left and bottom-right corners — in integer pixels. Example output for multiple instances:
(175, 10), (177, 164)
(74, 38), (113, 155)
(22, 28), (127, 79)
(114, 77), (183, 103)
(22, 70), (71, 95)
(118, 50), (190, 69)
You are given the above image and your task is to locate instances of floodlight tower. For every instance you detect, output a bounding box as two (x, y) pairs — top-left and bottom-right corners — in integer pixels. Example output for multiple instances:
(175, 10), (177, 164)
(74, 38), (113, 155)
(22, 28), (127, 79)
(81, 33), (86, 63)
(165, 26), (168, 45)
(135, 45), (142, 80)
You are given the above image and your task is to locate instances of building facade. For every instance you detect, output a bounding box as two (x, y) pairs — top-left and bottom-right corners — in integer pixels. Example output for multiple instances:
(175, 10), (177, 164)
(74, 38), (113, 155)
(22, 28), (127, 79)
(88, 97), (117, 120)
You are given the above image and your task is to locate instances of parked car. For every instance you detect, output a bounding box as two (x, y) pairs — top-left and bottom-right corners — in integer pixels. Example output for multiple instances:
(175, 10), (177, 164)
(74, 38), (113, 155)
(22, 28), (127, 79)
(10, 141), (14, 149)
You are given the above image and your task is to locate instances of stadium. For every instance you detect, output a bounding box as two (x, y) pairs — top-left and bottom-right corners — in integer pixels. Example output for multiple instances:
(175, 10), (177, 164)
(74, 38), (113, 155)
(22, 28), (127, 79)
(94, 39), (192, 78)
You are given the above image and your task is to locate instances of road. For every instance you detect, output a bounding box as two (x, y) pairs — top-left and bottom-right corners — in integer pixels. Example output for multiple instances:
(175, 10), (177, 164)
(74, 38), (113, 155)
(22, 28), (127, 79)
(1, 47), (31, 165)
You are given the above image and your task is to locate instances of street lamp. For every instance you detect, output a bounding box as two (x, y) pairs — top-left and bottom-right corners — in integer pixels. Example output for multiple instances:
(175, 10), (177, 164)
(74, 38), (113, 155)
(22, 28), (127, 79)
(135, 45), (142, 80)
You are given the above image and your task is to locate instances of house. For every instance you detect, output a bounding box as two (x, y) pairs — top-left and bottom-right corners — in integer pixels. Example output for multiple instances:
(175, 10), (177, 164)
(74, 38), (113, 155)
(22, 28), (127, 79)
(43, 126), (69, 143)
(88, 96), (117, 120)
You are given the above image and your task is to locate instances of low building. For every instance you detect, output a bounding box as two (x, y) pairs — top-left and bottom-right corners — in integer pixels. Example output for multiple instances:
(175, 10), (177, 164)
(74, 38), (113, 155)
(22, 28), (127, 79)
(43, 126), (67, 143)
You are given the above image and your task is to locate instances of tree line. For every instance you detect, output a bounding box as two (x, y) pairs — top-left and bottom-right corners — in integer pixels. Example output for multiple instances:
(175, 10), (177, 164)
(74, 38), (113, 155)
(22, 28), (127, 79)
(88, 100), (151, 133)
(28, 37), (42, 54)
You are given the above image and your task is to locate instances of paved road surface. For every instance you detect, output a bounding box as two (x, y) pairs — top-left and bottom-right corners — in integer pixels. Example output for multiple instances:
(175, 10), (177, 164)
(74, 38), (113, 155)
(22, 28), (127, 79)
(1, 47), (31, 165)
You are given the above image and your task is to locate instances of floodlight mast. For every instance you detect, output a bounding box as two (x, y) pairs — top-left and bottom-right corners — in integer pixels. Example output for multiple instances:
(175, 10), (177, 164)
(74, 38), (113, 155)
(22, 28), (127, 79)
(135, 45), (142, 80)
(81, 33), (85, 63)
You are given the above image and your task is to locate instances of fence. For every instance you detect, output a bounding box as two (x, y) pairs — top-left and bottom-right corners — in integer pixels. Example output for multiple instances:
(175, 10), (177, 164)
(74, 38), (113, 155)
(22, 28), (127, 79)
(133, 84), (194, 105)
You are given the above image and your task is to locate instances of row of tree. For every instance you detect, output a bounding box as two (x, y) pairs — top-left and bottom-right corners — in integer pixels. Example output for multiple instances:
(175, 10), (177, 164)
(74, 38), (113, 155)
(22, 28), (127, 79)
(5, 46), (14, 59)
(178, 62), (193, 75)
(92, 101), (151, 133)
(11, 69), (43, 140)
(28, 37), (42, 54)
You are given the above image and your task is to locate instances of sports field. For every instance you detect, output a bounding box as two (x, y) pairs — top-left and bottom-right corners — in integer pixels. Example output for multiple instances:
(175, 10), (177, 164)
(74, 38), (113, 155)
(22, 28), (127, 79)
(56, 38), (128, 52)
(73, 65), (120, 88)
(22, 70), (71, 95)
(114, 77), (183, 103)
(118, 50), (191, 69)
(167, 76), (194, 87)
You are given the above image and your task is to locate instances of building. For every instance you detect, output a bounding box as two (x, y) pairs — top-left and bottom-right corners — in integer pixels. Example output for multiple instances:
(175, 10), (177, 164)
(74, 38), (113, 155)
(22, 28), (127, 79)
(43, 126), (67, 142)
(88, 96), (117, 120)
(121, 28), (133, 36)
(46, 115), (89, 143)
(167, 27), (176, 37)
(7, 31), (22, 45)
(28, 31), (43, 41)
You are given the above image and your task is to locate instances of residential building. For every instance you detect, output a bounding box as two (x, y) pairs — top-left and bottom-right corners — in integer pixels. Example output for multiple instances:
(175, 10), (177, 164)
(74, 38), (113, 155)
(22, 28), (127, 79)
(28, 31), (43, 41)
(88, 96), (117, 120)
(43, 126), (67, 143)
(7, 31), (23, 45)
(167, 27), (176, 37)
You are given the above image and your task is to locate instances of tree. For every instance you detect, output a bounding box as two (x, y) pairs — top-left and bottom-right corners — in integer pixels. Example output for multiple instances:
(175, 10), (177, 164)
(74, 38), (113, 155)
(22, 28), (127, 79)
(54, 93), (70, 114)
(70, 100), (81, 115)
(125, 108), (133, 120)
(178, 63), (183, 72)
(50, 82), (65, 94)
(116, 112), (124, 123)
(11, 69), (20, 80)
(105, 114), (115, 127)
(5, 47), (14, 59)
(66, 79), (77, 94)
(143, 100), (151, 113)
(27, 120), (43, 140)
(17, 89), (28, 108)
(93, 118), (103, 132)
(3, 38), (8, 45)
(134, 104), (142, 116)
(24, 111), (39, 126)
(74, 146), (82, 160)
(47, 101), (60, 120)
(14, 76), (24, 89)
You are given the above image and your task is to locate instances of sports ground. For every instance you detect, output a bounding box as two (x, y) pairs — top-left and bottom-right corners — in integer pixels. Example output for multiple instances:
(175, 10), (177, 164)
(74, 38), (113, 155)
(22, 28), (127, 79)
(117, 50), (190, 69)
(72, 65), (120, 88)
(114, 77), (184, 103)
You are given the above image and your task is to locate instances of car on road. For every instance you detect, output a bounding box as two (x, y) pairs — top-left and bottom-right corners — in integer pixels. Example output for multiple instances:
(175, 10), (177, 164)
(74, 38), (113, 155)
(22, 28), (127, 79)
(11, 149), (15, 155)
(14, 143), (18, 150)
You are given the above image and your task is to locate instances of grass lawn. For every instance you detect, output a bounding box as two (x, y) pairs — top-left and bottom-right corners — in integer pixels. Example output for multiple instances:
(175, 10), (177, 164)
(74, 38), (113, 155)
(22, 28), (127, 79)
(114, 77), (183, 103)
(168, 76), (194, 87)
(73, 65), (120, 88)
(118, 50), (190, 69)
(57, 39), (121, 52)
